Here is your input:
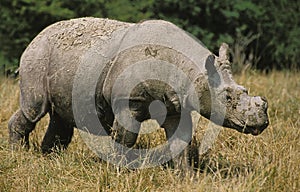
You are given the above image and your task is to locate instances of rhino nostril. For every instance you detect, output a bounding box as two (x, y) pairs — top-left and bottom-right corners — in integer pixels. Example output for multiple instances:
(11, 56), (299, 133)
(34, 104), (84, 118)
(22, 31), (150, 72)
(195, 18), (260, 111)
(265, 120), (269, 125)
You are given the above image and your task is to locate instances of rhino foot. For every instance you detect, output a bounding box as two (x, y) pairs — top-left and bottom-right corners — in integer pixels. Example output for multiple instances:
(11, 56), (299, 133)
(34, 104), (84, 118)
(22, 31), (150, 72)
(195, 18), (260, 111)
(8, 109), (36, 150)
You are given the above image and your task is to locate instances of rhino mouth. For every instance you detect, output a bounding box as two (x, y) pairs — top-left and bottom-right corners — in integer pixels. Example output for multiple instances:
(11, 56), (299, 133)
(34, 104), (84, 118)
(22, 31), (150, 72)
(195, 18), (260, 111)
(242, 126), (263, 136)
(239, 120), (269, 136)
(227, 117), (269, 136)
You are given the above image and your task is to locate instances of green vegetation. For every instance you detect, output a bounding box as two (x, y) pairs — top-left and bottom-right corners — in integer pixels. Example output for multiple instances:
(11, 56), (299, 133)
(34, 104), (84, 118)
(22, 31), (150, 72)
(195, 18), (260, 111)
(0, 1), (299, 191)
(0, 0), (299, 73)
(0, 71), (299, 191)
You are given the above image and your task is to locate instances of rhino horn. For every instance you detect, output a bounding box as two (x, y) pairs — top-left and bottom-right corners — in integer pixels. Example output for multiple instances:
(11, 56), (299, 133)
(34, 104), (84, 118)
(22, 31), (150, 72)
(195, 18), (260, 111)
(218, 43), (230, 66)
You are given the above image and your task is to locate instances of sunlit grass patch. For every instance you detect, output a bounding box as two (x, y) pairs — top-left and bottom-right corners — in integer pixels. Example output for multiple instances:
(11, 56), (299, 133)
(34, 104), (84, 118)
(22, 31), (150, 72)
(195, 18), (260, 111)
(0, 71), (299, 191)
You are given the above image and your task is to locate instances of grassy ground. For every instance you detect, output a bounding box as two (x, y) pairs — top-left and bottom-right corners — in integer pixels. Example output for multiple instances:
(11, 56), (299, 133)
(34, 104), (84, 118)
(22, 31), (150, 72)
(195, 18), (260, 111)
(0, 71), (299, 192)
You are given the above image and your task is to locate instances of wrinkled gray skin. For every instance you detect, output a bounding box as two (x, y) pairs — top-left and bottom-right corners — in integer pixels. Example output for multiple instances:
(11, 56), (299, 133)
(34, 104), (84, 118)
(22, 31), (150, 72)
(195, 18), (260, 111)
(8, 18), (269, 154)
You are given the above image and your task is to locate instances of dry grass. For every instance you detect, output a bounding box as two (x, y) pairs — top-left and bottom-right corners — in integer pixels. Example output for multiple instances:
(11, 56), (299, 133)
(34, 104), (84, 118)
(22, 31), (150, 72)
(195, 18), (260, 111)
(0, 71), (299, 192)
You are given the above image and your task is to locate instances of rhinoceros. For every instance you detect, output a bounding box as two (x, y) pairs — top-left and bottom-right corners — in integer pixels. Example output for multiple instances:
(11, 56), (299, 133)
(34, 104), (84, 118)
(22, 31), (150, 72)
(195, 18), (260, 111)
(8, 18), (269, 159)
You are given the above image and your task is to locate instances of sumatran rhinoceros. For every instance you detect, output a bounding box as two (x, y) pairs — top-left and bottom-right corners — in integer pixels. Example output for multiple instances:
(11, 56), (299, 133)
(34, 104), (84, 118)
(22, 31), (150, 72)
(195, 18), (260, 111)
(8, 18), (269, 161)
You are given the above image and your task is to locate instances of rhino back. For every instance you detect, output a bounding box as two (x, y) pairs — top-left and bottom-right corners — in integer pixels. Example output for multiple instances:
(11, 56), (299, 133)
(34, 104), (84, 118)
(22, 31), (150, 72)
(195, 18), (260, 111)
(19, 17), (133, 123)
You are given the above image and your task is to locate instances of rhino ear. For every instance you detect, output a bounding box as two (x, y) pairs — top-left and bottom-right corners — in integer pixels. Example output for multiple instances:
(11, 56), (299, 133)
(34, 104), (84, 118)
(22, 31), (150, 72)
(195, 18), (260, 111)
(218, 43), (230, 65)
(205, 55), (221, 88)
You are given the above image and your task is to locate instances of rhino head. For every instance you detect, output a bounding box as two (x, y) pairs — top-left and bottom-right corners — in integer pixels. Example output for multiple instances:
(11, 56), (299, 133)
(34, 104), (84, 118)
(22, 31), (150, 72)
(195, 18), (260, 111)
(190, 43), (269, 135)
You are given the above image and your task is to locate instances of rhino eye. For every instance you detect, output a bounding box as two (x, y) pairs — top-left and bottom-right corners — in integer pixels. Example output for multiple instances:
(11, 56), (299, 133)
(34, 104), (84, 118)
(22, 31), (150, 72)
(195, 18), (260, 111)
(226, 95), (232, 102)
(225, 87), (233, 92)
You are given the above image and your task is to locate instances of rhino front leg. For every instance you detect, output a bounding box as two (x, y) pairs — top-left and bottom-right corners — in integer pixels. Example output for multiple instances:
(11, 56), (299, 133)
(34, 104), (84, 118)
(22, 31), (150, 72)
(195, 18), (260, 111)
(8, 109), (36, 149)
(162, 111), (193, 169)
(41, 112), (74, 153)
(112, 112), (141, 148)
(113, 121), (139, 148)
(111, 98), (148, 148)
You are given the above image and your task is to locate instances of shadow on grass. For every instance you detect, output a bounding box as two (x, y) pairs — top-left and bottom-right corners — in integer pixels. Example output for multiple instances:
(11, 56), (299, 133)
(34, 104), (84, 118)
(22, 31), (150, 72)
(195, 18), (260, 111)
(188, 143), (253, 178)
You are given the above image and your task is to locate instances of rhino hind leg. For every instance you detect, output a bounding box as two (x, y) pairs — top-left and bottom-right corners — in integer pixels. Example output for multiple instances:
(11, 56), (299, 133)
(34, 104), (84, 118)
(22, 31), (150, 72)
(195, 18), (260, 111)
(8, 109), (36, 149)
(41, 112), (74, 153)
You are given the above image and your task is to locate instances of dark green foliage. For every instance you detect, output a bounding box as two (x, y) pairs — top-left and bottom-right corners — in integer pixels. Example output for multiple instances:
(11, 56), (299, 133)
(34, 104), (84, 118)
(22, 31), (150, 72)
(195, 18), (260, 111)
(257, 0), (300, 69)
(0, 0), (76, 68)
(153, 0), (299, 70)
(0, 0), (299, 71)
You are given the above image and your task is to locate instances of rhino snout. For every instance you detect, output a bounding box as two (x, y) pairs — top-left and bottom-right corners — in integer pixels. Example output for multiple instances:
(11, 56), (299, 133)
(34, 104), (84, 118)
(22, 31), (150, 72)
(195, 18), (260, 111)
(245, 96), (269, 135)
(228, 95), (269, 135)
